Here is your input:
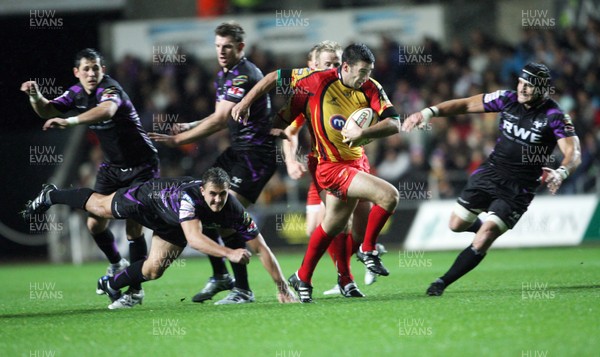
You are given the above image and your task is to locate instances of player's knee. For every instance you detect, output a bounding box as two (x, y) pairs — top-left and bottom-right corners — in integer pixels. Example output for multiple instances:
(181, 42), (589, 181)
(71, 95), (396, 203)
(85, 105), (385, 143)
(144, 264), (165, 280)
(377, 186), (399, 211)
(482, 216), (507, 236)
(87, 218), (107, 234)
(448, 219), (463, 232)
(125, 224), (143, 239)
(449, 204), (478, 232)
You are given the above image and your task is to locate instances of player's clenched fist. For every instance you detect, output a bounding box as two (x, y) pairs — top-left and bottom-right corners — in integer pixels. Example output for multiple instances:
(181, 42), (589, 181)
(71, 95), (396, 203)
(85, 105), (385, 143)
(227, 248), (252, 264)
(231, 101), (250, 125)
(541, 166), (568, 195)
(20, 81), (42, 100)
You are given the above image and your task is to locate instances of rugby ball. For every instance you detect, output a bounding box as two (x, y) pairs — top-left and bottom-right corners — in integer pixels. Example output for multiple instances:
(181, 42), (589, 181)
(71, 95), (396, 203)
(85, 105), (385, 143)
(343, 107), (378, 147)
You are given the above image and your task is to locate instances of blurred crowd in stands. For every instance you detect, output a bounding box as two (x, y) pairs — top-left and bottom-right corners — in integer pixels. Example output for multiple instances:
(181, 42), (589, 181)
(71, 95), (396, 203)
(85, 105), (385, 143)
(87, 20), (599, 204)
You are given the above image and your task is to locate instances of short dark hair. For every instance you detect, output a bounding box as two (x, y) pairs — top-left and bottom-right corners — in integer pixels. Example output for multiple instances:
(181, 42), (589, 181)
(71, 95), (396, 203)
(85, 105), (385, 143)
(202, 167), (231, 187)
(215, 22), (245, 43)
(342, 43), (375, 66)
(74, 48), (103, 68)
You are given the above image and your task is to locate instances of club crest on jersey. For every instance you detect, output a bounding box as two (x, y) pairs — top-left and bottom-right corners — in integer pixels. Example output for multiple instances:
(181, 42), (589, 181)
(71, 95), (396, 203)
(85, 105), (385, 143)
(227, 86), (245, 99)
(330, 114), (346, 131)
(531, 118), (547, 132)
(232, 75), (248, 86)
(231, 176), (243, 186)
(246, 220), (257, 233)
(562, 114), (575, 132)
(101, 87), (119, 100)
(101, 93), (117, 101)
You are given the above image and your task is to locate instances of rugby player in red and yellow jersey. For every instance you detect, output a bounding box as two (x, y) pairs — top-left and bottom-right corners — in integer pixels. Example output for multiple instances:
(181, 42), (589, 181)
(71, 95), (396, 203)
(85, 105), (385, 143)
(233, 43), (401, 302)
(281, 41), (372, 298)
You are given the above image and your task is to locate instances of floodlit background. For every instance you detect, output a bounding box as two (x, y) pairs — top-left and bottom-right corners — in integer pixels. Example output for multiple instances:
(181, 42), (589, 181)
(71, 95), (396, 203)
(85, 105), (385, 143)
(1, 1), (599, 356)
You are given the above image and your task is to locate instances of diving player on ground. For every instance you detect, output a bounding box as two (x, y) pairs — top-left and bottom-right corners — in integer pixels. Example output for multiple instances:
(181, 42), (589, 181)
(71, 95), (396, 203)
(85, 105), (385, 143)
(22, 167), (297, 308)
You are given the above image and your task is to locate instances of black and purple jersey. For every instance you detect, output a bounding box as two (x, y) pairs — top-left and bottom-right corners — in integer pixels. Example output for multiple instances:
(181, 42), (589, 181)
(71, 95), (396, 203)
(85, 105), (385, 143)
(50, 75), (158, 167)
(481, 90), (576, 184)
(112, 177), (259, 241)
(215, 57), (274, 152)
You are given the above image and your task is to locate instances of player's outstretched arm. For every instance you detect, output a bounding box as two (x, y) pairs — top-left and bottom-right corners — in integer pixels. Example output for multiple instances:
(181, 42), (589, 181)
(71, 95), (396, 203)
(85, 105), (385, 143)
(42, 101), (118, 130)
(181, 220), (251, 263)
(231, 70), (278, 124)
(402, 94), (485, 132)
(20, 81), (62, 119)
(148, 101), (231, 146)
(246, 234), (299, 303)
(542, 136), (581, 194)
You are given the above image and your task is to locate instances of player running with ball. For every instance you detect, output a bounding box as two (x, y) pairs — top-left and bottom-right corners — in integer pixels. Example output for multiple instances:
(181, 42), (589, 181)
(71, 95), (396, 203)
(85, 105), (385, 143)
(233, 43), (402, 303)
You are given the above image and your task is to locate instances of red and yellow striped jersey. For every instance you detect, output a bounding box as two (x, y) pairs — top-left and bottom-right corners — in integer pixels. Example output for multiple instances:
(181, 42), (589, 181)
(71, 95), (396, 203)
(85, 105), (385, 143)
(278, 67), (395, 162)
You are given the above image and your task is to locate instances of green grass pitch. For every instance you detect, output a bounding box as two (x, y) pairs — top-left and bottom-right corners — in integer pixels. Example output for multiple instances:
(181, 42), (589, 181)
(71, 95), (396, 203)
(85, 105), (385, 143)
(1, 245), (598, 356)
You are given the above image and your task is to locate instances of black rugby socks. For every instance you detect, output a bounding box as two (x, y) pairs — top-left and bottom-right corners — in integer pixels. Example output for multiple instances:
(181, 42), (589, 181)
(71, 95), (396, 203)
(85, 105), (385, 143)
(439, 245), (486, 286)
(92, 230), (122, 264)
(48, 188), (94, 210)
(111, 260), (147, 290)
(129, 235), (148, 290)
(205, 229), (230, 276)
